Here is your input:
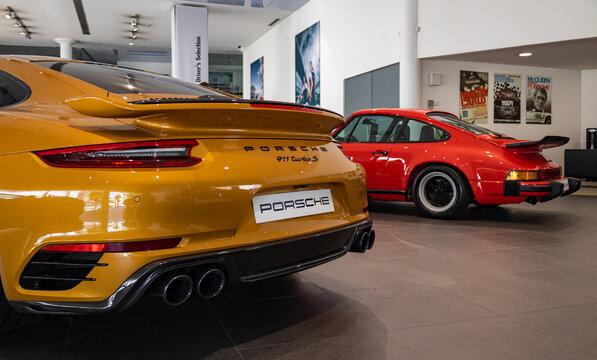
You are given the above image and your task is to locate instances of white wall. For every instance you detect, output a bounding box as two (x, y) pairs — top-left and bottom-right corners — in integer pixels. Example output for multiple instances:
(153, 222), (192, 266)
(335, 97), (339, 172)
(418, 0), (597, 58)
(245, 0), (589, 167)
(243, 0), (400, 114)
(422, 59), (581, 166)
(581, 70), (597, 148)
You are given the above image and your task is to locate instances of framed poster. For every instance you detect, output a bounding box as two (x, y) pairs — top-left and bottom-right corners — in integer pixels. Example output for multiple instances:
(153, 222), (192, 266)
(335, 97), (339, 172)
(526, 75), (552, 124)
(295, 22), (320, 106)
(250, 56), (264, 100)
(459, 70), (488, 124)
(494, 73), (521, 123)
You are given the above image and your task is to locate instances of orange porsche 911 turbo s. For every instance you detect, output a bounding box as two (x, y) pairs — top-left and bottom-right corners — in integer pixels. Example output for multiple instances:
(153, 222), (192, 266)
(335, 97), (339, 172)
(0, 56), (373, 333)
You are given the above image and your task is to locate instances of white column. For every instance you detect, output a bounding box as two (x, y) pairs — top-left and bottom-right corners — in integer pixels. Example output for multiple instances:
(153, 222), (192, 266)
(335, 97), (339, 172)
(54, 38), (76, 60)
(399, 0), (421, 108)
(171, 5), (209, 83)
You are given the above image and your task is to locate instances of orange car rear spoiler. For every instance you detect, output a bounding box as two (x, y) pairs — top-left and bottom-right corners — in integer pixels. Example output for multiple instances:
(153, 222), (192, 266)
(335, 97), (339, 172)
(65, 96), (341, 119)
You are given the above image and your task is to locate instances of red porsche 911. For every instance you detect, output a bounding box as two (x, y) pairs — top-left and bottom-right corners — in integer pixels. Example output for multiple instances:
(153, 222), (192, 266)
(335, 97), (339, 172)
(333, 109), (581, 218)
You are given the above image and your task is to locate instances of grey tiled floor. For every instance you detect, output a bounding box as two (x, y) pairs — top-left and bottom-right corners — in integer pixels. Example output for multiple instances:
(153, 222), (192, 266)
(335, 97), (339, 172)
(3, 195), (597, 359)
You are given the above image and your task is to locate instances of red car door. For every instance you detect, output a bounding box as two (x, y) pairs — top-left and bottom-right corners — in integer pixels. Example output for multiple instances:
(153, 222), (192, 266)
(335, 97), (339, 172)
(377, 118), (450, 191)
(334, 115), (403, 189)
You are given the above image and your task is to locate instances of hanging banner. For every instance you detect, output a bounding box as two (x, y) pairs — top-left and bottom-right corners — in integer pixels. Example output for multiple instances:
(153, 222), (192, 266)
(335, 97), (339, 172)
(295, 22), (320, 106)
(494, 73), (521, 123)
(526, 75), (552, 124)
(459, 70), (488, 124)
(250, 56), (264, 100)
(171, 5), (208, 83)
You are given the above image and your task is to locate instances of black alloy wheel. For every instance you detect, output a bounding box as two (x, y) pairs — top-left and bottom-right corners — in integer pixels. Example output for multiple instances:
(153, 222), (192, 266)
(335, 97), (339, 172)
(413, 165), (472, 219)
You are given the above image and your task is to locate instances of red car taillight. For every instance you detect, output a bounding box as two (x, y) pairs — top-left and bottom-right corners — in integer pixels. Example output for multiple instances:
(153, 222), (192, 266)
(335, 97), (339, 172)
(41, 238), (182, 252)
(506, 168), (562, 181)
(35, 140), (201, 168)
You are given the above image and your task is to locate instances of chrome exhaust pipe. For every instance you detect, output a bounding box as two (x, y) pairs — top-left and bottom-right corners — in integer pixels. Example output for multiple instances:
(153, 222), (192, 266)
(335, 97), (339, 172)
(195, 268), (226, 299)
(350, 228), (370, 253)
(148, 273), (193, 306)
(358, 231), (370, 253)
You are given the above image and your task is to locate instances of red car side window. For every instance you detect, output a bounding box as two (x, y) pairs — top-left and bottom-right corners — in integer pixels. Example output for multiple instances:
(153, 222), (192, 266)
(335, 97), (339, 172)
(395, 119), (449, 143)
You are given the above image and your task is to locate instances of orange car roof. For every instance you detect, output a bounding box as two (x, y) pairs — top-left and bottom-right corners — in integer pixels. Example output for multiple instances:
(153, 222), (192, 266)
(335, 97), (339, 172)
(0, 55), (83, 63)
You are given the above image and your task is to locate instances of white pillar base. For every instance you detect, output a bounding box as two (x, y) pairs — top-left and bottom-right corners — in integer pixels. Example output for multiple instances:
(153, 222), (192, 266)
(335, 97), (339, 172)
(54, 38), (77, 60)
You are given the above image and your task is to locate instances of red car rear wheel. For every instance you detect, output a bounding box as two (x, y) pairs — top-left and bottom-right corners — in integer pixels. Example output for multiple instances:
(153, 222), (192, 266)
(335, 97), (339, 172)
(413, 165), (472, 219)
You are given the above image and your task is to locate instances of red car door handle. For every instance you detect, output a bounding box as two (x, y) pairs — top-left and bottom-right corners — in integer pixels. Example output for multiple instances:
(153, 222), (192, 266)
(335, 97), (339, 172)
(372, 151), (388, 156)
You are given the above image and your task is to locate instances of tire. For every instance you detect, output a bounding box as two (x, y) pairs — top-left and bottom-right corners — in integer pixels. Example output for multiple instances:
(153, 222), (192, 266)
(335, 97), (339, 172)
(412, 165), (472, 219)
(0, 281), (43, 334)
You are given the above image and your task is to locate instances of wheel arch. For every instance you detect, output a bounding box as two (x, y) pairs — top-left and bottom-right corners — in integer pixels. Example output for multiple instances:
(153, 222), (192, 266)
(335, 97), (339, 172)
(406, 162), (474, 201)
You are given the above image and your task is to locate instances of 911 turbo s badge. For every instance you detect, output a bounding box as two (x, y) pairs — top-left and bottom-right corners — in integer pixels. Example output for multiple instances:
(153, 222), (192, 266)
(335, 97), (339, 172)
(244, 145), (327, 163)
(252, 189), (334, 224)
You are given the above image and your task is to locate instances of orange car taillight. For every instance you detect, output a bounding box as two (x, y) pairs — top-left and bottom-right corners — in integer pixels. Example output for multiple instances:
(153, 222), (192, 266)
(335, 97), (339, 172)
(41, 238), (182, 252)
(35, 140), (201, 168)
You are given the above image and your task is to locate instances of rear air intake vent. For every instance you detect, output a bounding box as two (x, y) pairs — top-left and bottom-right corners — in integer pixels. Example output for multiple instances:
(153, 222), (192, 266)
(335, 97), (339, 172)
(20, 252), (106, 291)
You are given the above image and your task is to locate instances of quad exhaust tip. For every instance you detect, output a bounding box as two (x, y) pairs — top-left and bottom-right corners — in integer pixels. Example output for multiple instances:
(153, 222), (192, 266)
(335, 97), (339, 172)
(195, 268), (226, 299)
(148, 267), (226, 305)
(350, 227), (375, 253)
(149, 273), (193, 306)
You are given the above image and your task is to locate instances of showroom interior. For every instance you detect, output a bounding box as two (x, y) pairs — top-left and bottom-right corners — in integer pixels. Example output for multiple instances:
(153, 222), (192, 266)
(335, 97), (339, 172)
(1, 0), (597, 359)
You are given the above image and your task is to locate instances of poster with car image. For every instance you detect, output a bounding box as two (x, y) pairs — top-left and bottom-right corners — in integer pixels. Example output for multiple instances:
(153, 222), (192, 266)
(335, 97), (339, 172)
(494, 73), (521, 123)
(295, 22), (320, 106)
(526, 75), (552, 124)
(459, 70), (488, 124)
(250, 56), (264, 100)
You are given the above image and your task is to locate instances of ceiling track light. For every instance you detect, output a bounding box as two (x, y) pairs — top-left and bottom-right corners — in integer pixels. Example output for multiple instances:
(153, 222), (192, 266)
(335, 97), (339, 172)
(128, 15), (143, 45)
(4, 6), (31, 39)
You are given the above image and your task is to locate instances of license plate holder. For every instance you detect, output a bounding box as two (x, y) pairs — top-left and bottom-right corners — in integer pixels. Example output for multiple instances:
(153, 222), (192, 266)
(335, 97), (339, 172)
(252, 189), (335, 224)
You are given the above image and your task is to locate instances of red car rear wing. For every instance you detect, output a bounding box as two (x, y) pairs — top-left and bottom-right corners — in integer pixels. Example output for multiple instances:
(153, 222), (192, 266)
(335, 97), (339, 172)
(505, 136), (569, 150)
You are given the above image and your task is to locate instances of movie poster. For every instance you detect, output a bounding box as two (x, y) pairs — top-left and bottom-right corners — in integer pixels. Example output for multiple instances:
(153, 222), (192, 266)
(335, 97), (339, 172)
(295, 22), (320, 106)
(494, 73), (521, 123)
(250, 57), (264, 100)
(526, 75), (552, 124)
(459, 70), (488, 123)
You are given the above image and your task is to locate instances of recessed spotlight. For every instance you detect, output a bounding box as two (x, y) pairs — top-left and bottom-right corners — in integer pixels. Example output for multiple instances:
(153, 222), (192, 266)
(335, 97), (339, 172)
(131, 32), (137, 39)
(519, 52), (533, 57)
(129, 41), (134, 46)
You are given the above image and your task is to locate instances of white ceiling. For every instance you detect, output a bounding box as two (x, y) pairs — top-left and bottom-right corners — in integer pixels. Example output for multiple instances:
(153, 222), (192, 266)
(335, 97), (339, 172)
(0, 0), (306, 61)
(424, 37), (597, 71)
(2, 1), (595, 71)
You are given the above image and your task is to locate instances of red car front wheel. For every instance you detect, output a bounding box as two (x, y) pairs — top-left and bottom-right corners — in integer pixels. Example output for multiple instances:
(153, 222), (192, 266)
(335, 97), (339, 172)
(413, 166), (472, 219)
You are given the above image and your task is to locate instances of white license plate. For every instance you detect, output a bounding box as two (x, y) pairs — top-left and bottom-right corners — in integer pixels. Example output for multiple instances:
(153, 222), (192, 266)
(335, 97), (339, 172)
(559, 179), (570, 192)
(252, 189), (335, 224)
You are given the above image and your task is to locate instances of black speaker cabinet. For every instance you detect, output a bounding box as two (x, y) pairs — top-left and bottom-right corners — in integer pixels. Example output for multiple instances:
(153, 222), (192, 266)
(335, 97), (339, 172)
(565, 149), (597, 180)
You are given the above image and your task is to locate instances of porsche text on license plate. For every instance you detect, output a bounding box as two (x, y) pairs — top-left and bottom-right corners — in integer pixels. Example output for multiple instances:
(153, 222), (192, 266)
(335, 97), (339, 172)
(252, 189), (335, 224)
